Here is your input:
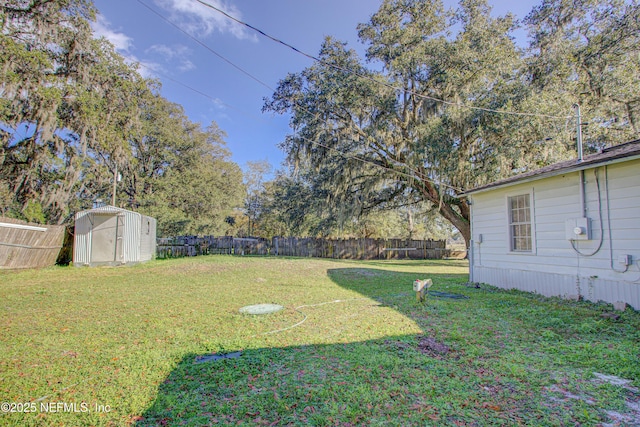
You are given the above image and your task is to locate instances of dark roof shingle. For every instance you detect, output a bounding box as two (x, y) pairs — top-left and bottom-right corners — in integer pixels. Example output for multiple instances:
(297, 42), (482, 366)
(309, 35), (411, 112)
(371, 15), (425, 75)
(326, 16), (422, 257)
(464, 139), (640, 195)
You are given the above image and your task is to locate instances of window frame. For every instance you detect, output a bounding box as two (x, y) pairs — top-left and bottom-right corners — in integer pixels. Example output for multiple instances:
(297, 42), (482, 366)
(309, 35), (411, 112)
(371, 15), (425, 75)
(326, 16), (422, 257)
(505, 190), (536, 254)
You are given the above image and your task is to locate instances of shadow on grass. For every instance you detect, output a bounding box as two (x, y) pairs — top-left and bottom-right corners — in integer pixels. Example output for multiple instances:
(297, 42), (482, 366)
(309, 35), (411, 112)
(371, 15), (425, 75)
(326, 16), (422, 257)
(135, 266), (638, 426)
(136, 267), (478, 425)
(136, 338), (469, 426)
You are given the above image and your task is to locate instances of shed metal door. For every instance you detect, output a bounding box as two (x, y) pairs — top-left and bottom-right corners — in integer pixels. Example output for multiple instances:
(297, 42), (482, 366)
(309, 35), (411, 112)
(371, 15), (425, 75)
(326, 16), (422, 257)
(90, 214), (124, 263)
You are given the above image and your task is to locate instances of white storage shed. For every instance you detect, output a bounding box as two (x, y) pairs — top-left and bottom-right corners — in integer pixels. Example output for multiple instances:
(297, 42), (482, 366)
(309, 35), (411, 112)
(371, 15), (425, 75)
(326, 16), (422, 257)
(73, 206), (156, 267)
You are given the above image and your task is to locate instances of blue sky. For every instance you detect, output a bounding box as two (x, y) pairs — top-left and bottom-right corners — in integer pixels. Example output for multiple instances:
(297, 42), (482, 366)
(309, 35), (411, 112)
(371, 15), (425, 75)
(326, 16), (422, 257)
(91, 0), (541, 172)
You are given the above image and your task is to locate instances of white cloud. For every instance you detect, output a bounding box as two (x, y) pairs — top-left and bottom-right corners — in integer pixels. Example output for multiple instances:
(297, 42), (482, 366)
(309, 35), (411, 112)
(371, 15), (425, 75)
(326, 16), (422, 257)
(211, 97), (228, 110)
(147, 44), (196, 72)
(91, 15), (133, 52)
(153, 0), (256, 41)
(147, 44), (177, 58)
(91, 15), (161, 78)
(132, 59), (165, 78)
(178, 60), (196, 72)
(147, 44), (190, 59)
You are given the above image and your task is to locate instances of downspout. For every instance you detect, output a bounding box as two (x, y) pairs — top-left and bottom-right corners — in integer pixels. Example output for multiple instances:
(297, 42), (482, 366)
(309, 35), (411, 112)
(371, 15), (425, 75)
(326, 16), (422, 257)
(574, 104), (585, 299)
(574, 104), (587, 217)
(575, 104), (584, 163)
(468, 196), (474, 284)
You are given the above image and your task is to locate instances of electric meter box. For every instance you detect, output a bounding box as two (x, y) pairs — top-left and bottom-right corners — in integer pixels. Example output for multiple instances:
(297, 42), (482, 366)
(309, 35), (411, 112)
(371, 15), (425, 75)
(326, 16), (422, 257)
(565, 217), (591, 241)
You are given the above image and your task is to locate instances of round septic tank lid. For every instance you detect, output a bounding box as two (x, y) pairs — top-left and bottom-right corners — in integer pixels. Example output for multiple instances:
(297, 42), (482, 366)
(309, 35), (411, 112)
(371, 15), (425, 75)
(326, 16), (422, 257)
(239, 303), (284, 315)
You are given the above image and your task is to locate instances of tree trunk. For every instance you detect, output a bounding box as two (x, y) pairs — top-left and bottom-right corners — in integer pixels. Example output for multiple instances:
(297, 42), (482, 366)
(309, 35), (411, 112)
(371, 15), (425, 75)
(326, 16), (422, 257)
(438, 203), (470, 249)
(417, 184), (471, 249)
(406, 208), (414, 240)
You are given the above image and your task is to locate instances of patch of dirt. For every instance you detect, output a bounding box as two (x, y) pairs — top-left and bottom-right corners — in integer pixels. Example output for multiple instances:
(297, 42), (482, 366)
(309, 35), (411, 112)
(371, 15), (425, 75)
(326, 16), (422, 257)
(593, 372), (640, 426)
(545, 384), (596, 405)
(417, 336), (450, 357)
(592, 372), (639, 392)
(603, 404), (640, 427)
(543, 373), (640, 426)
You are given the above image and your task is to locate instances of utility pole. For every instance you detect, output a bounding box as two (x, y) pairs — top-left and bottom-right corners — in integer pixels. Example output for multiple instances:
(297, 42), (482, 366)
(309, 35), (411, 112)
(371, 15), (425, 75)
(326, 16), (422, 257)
(111, 165), (118, 206)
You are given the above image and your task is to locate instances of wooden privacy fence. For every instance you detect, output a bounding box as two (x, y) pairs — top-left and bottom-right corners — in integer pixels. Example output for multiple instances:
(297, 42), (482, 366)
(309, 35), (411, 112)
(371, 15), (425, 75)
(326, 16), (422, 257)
(157, 236), (450, 260)
(0, 218), (66, 269)
(156, 236), (271, 258)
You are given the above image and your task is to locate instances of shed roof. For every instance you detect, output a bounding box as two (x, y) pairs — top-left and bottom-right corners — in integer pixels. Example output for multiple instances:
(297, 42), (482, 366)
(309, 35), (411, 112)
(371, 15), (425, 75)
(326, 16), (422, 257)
(464, 139), (640, 195)
(76, 205), (137, 215)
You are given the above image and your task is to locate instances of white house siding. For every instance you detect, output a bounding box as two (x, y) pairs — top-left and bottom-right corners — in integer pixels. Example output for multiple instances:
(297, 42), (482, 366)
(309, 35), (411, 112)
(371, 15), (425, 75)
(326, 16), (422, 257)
(470, 160), (640, 310)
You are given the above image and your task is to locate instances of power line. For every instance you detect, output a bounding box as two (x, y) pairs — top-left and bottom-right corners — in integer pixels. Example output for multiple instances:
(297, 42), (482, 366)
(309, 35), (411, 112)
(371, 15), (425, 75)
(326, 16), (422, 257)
(193, 0), (320, 64)
(136, 0), (273, 91)
(194, 0), (572, 121)
(143, 58), (462, 191)
(133, 0), (483, 193)
(137, 62), (271, 123)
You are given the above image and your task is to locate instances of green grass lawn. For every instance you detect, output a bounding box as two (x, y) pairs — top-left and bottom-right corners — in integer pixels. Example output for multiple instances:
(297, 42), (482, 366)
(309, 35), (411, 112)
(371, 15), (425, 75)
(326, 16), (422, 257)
(0, 256), (638, 426)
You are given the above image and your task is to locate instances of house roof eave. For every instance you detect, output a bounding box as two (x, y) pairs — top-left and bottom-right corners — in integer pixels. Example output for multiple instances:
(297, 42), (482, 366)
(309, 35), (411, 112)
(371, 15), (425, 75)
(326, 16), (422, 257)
(463, 141), (640, 196)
